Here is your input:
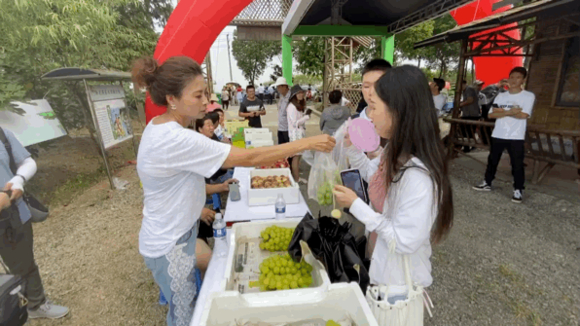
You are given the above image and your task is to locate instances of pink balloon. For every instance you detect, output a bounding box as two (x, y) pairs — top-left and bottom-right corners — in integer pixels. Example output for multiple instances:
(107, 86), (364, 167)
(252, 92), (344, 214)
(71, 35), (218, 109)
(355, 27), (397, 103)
(348, 118), (380, 152)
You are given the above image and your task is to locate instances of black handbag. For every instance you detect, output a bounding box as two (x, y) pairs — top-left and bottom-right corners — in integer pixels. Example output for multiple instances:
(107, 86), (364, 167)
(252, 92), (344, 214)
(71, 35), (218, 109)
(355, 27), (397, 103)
(0, 128), (49, 223)
(0, 272), (28, 326)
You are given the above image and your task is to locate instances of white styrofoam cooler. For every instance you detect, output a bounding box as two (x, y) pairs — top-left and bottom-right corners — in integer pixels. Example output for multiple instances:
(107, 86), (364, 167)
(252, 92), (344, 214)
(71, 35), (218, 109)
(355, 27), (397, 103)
(247, 168), (300, 206)
(199, 282), (379, 326)
(222, 219), (330, 294)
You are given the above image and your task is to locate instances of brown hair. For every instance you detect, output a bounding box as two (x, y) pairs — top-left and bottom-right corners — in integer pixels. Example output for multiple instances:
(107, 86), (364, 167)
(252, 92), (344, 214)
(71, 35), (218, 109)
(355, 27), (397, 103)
(132, 56), (203, 107)
(290, 97), (306, 112)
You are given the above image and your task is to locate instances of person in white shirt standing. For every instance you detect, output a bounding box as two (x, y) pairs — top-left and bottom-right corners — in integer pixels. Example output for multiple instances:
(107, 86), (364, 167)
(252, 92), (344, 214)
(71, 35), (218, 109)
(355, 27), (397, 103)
(131, 56), (335, 326)
(473, 67), (535, 203)
(333, 65), (453, 304)
(430, 78), (447, 117)
(257, 83), (265, 102)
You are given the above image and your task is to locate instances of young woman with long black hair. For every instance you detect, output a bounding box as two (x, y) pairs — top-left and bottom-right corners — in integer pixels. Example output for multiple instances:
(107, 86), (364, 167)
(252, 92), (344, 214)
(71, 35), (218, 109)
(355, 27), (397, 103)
(334, 65), (453, 303)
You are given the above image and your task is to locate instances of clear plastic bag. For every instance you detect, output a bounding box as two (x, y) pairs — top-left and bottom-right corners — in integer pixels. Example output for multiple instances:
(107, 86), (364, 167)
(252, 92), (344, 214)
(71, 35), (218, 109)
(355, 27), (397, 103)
(331, 119), (351, 171)
(307, 152), (342, 206)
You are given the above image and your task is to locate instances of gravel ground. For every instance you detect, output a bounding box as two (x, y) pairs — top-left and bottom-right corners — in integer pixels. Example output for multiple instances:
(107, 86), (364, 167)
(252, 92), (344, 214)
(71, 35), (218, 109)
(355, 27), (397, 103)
(24, 105), (579, 325)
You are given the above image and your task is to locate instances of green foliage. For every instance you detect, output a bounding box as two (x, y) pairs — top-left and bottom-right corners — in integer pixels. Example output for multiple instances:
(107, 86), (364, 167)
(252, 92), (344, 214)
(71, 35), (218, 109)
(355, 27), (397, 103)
(293, 74), (323, 87)
(231, 32), (281, 85)
(395, 20), (434, 66)
(293, 37), (326, 76)
(0, 0), (159, 133)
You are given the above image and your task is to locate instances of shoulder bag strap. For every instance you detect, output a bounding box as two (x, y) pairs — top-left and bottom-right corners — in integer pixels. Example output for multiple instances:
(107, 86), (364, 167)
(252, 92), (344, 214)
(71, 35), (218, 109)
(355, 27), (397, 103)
(0, 127), (18, 175)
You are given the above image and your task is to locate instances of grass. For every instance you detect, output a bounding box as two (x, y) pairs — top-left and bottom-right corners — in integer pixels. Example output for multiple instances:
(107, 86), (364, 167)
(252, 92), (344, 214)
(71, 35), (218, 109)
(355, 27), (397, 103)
(48, 168), (107, 205)
(497, 264), (543, 326)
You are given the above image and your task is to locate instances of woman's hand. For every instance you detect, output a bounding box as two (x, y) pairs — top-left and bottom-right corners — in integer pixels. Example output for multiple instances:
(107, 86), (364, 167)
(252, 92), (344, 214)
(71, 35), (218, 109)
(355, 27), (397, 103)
(307, 134), (336, 153)
(0, 192), (11, 211)
(200, 208), (216, 226)
(3, 183), (22, 201)
(220, 178), (238, 193)
(333, 185), (359, 209)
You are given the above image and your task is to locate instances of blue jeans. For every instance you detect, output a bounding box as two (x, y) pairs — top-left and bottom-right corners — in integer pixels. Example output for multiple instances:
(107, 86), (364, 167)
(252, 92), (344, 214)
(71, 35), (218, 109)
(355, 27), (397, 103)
(144, 226), (198, 326)
(212, 169), (234, 185)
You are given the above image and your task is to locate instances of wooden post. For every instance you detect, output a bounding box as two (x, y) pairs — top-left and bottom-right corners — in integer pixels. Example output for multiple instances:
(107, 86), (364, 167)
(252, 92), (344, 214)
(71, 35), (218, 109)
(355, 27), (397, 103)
(448, 39), (468, 158)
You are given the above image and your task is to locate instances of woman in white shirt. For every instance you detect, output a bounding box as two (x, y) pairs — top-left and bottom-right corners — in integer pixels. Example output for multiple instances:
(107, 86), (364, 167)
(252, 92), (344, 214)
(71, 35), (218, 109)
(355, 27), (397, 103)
(286, 85), (312, 181)
(333, 65), (453, 304)
(132, 56), (334, 326)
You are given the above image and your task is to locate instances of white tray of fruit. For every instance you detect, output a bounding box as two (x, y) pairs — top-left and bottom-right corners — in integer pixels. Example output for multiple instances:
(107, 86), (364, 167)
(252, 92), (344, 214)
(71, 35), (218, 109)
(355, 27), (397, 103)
(223, 219), (331, 296)
(248, 168), (300, 206)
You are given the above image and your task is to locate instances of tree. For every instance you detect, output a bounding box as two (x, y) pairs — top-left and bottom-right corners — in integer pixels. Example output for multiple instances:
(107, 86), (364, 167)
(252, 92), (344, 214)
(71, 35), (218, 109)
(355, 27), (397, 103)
(231, 33), (281, 85)
(394, 20), (435, 67)
(293, 37), (326, 76)
(0, 0), (158, 141)
(426, 14), (461, 78)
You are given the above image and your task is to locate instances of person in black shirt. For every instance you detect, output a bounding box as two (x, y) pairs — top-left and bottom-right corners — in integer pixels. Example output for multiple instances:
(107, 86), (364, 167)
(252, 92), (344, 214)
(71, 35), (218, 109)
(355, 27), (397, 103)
(239, 85), (266, 128)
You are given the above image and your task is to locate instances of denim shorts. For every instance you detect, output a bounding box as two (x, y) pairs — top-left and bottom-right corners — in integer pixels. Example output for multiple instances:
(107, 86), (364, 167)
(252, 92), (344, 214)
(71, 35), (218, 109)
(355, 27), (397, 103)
(144, 225), (198, 326)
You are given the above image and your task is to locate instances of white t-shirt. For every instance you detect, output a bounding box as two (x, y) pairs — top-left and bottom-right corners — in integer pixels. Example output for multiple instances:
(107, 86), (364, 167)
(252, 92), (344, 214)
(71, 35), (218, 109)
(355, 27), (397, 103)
(340, 97), (351, 107)
(359, 107), (371, 121)
(491, 90), (535, 140)
(432, 94), (447, 116)
(137, 121), (231, 258)
(257, 86), (265, 94)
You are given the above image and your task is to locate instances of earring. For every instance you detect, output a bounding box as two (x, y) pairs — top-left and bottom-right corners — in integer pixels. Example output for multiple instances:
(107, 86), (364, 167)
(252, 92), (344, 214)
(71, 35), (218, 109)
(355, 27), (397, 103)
(170, 104), (177, 110)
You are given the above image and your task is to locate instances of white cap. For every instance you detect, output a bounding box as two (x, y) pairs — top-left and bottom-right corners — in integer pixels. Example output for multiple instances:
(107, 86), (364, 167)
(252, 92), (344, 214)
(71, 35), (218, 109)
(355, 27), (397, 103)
(274, 77), (288, 87)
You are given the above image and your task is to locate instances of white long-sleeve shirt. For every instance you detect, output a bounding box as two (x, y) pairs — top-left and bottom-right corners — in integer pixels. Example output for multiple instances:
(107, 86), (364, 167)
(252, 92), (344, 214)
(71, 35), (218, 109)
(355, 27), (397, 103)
(346, 146), (437, 294)
(287, 103), (310, 142)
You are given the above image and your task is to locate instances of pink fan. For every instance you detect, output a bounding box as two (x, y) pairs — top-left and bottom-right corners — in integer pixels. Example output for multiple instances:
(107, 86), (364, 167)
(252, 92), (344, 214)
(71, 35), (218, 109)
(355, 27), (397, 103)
(348, 118), (380, 152)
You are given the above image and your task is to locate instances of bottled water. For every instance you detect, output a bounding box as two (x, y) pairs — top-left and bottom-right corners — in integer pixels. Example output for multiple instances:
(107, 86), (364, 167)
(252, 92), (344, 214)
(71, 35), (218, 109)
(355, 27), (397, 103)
(212, 212), (227, 257)
(275, 194), (286, 220)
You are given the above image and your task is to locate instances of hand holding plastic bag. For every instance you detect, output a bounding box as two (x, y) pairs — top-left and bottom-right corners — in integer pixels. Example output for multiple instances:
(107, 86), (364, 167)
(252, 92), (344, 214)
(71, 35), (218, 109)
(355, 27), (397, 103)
(307, 152), (341, 207)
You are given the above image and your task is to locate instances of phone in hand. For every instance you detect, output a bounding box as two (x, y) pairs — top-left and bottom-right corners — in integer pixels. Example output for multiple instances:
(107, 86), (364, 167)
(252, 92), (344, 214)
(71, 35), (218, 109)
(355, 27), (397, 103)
(340, 169), (369, 204)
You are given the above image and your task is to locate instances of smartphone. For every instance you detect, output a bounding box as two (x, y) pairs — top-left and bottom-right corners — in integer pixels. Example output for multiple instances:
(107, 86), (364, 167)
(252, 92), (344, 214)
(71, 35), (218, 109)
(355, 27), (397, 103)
(340, 169), (369, 204)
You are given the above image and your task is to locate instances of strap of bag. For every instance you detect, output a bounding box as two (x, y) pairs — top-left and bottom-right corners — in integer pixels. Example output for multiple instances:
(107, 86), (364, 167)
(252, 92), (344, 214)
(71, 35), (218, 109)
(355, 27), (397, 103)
(0, 127), (18, 175)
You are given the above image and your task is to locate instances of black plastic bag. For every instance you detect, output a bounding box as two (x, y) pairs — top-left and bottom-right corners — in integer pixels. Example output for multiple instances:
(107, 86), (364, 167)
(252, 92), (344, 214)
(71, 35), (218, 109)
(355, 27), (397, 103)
(288, 213), (370, 293)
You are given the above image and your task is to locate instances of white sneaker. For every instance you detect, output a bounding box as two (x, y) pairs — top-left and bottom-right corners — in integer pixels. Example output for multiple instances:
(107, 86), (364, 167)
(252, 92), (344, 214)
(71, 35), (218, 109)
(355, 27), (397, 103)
(28, 301), (69, 319)
(512, 189), (523, 203)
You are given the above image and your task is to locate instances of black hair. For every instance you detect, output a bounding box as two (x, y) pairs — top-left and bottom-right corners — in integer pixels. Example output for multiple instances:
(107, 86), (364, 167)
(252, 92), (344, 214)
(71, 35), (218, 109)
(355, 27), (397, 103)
(433, 78), (445, 92)
(207, 112), (220, 125)
(374, 65), (453, 244)
(195, 115), (213, 132)
(246, 85), (255, 91)
(509, 66), (527, 79)
(329, 90), (342, 104)
(213, 108), (224, 116)
(362, 59), (392, 77)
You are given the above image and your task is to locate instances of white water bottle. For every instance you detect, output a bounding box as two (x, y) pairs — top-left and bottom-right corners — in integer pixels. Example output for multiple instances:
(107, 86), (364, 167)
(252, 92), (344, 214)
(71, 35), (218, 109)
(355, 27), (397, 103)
(275, 194), (286, 220)
(212, 213), (227, 257)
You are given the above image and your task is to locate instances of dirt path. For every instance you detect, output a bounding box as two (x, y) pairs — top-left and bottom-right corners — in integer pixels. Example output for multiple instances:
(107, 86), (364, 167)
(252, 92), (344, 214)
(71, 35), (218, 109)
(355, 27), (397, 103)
(29, 166), (165, 326)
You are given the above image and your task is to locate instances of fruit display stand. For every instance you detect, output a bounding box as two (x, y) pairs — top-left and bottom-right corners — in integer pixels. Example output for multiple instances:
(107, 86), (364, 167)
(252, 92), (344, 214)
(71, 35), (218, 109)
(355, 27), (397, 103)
(222, 167), (310, 223)
(222, 219), (331, 295)
(248, 168), (300, 206)
(199, 282), (379, 326)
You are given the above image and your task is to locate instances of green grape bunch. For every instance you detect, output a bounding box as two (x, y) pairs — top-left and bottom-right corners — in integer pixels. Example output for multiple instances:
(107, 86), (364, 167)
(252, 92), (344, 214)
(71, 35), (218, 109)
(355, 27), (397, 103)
(257, 253), (314, 291)
(316, 171), (342, 207)
(259, 225), (295, 252)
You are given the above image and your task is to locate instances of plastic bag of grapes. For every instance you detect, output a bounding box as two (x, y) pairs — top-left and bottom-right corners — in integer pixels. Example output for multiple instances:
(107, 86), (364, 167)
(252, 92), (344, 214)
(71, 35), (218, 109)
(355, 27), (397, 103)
(307, 152), (342, 206)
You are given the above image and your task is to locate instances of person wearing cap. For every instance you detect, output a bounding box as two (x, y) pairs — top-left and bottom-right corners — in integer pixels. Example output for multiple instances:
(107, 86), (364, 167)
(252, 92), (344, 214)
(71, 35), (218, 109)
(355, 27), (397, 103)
(430, 78), (447, 117)
(207, 94), (222, 112)
(239, 85), (265, 128)
(274, 77), (292, 145)
(287, 84), (313, 181)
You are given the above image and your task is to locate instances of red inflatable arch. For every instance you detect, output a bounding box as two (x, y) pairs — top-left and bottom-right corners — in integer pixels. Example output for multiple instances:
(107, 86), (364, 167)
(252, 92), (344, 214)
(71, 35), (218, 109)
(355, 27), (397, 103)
(145, 0), (254, 123)
(450, 0), (523, 87)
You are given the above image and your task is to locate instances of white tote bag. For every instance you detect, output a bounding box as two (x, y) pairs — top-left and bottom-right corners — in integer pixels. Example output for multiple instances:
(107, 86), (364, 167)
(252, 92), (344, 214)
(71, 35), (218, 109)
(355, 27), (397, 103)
(365, 254), (434, 326)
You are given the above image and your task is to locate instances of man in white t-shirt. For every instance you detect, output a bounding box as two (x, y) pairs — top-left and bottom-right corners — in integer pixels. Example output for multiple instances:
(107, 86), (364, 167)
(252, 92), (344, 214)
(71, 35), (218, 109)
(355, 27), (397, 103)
(430, 78), (447, 117)
(473, 67), (535, 203)
(257, 83), (265, 102)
